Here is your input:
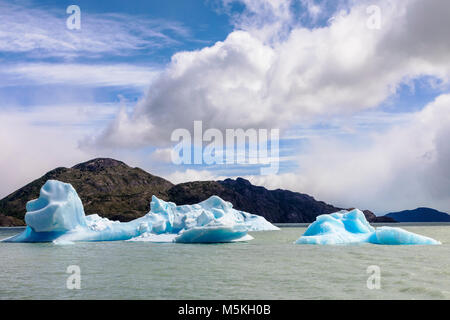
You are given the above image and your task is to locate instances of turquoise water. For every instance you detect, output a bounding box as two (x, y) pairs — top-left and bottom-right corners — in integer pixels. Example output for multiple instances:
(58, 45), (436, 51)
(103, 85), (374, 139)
(0, 225), (449, 300)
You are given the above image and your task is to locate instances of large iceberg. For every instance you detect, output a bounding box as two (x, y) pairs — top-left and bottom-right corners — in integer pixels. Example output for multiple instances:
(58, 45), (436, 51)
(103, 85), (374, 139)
(3, 180), (278, 244)
(295, 209), (441, 245)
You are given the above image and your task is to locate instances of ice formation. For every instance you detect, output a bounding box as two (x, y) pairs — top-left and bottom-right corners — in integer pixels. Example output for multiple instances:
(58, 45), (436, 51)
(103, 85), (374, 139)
(3, 180), (278, 244)
(295, 209), (441, 245)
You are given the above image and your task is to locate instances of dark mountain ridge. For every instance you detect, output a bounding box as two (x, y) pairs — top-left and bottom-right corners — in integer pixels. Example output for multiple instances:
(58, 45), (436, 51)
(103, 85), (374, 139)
(0, 158), (395, 226)
(168, 178), (342, 223)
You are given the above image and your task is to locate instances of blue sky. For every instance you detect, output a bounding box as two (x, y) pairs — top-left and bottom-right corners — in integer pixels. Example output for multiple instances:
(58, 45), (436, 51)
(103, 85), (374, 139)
(1, 0), (450, 214)
(0, 0), (233, 103)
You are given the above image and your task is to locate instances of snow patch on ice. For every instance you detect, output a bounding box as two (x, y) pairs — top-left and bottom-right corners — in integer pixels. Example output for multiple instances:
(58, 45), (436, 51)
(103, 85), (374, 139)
(127, 233), (178, 243)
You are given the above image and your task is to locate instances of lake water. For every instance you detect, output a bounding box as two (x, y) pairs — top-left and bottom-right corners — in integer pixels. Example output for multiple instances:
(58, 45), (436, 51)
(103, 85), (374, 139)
(1, 225), (449, 300)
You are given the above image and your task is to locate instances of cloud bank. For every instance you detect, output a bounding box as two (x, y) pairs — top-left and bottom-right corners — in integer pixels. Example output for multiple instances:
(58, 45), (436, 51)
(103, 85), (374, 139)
(93, 0), (450, 148)
(249, 93), (450, 213)
(89, 0), (450, 213)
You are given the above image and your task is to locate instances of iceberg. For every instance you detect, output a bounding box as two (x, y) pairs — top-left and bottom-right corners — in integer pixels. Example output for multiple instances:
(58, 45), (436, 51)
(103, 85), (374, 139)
(3, 180), (278, 244)
(295, 209), (441, 245)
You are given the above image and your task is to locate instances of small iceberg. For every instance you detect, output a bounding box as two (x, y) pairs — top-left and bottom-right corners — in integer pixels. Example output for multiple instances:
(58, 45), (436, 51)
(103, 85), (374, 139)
(295, 209), (441, 245)
(3, 180), (278, 244)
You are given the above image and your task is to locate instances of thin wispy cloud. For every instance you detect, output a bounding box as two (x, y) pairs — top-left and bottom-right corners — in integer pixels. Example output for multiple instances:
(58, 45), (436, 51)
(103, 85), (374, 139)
(1, 63), (160, 88)
(0, 0), (190, 59)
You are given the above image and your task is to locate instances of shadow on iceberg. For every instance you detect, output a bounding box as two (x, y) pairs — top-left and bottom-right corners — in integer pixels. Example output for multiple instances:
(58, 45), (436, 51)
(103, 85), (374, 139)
(295, 209), (441, 245)
(3, 180), (279, 244)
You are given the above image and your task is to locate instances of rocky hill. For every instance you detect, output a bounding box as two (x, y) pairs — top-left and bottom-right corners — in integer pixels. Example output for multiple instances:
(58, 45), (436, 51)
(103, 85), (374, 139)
(0, 158), (174, 223)
(0, 158), (395, 226)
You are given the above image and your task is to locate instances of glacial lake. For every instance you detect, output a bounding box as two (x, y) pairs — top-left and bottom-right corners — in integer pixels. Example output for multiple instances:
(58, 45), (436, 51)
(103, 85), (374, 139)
(1, 225), (449, 300)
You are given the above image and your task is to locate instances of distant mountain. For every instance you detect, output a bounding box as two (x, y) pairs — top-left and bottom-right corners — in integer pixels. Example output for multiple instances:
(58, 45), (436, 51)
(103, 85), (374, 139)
(384, 207), (450, 222)
(0, 158), (394, 226)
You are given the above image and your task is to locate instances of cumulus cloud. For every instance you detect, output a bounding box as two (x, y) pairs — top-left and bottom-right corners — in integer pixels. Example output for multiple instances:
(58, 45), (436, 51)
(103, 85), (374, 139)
(92, 0), (450, 149)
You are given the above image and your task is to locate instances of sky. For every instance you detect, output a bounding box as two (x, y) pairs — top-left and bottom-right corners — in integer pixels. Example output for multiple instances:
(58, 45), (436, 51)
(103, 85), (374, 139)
(1, 0), (450, 215)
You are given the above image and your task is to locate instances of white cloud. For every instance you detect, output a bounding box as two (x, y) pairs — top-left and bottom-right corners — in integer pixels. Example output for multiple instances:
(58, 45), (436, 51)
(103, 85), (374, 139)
(300, 0), (323, 22)
(149, 147), (173, 163)
(0, 103), (125, 198)
(245, 94), (450, 214)
(164, 169), (225, 184)
(1, 63), (160, 88)
(164, 93), (450, 214)
(222, 0), (294, 40)
(0, 1), (189, 58)
(94, 0), (450, 149)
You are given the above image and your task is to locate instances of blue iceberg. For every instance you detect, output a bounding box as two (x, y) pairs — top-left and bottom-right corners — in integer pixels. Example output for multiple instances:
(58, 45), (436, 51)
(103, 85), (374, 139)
(295, 209), (441, 245)
(3, 180), (278, 244)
